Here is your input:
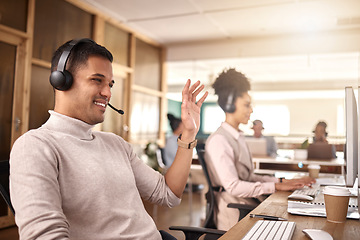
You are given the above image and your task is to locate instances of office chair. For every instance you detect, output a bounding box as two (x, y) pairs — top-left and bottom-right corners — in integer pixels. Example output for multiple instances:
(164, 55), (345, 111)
(169, 147), (258, 239)
(198, 148), (257, 224)
(156, 148), (167, 171)
(0, 160), (15, 215)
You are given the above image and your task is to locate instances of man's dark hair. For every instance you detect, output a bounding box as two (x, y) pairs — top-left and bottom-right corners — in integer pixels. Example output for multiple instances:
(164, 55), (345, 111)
(51, 39), (113, 77)
(212, 68), (251, 112)
(167, 114), (182, 132)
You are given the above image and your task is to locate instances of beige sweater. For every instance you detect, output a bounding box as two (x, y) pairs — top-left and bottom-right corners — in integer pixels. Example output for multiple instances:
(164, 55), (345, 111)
(10, 111), (180, 240)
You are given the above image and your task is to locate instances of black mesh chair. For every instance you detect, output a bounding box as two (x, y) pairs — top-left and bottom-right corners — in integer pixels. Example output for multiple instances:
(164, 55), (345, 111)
(169, 146), (258, 239)
(0, 160), (15, 215)
(195, 147), (258, 231)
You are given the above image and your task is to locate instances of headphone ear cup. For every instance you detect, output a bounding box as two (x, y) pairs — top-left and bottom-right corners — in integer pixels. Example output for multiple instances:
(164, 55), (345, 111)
(49, 70), (73, 91)
(225, 103), (236, 113)
(224, 92), (236, 113)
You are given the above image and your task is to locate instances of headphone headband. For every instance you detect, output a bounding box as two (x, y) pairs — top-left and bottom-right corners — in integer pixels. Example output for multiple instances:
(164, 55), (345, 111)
(56, 39), (79, 72)
(50, 38), (94, 91)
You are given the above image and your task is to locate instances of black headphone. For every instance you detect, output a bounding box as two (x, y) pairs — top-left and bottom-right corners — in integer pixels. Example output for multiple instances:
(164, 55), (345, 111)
(49, 38), (94, 91)
(49, 38), (124, 115)
(224, 90), (236, 113)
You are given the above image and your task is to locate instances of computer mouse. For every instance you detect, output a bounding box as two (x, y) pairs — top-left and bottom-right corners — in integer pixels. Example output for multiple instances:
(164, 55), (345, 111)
(287, 194), (314, 201)
(302, 229), (333, 240)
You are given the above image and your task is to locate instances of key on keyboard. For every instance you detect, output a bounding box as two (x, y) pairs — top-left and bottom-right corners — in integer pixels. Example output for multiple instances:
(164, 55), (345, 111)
(242, 220), (296, 240)
(292, 187), (320, 198)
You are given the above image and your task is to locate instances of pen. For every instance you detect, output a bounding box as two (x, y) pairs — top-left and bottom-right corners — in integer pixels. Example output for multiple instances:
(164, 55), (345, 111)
(249, 214), (287, 221)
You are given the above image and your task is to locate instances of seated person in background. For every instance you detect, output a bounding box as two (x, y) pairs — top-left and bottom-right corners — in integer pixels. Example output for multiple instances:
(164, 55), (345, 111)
(312, 121), (337, 158)
(10, 38), (208, 240)
(163, 113), (184, 167)
(205, 68), (315, 231)
(250, 119), (278, 157)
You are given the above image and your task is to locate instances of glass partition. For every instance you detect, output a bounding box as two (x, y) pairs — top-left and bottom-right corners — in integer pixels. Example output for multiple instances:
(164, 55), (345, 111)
(104, 22), (129, 66)
(130, 92), (159, 141)
(29, 65), (54, 130)
(33, 0), (92, 62)
(134, 39), (161, 90)
(0, 42), (16, 161)
(0, 0), (28, 32)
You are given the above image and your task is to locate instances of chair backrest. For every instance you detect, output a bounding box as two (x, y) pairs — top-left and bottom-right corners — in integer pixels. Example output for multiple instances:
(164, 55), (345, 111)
(156, 148), (167, 169)
(0, 160), (15, 215)
(196, 147), (217, 229)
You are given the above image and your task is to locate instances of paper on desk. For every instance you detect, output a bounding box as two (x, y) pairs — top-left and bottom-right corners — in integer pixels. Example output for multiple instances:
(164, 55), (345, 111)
(287, 201), (360, 220)
(315, 177), (345, 186)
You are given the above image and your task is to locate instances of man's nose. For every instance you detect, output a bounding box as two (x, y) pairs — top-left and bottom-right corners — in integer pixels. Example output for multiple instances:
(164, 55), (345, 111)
(101, 84), (112, 99)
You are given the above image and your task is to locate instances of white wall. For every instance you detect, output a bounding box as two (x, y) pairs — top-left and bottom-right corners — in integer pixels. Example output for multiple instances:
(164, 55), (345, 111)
(252, 98), (344, 137)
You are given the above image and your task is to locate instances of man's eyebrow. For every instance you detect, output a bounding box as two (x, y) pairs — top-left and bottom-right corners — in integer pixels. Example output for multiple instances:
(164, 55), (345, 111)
(91, 73), (105, 78)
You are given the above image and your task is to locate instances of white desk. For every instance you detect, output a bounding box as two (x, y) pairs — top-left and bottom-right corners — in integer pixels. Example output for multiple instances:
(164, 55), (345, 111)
(252, 155), (345, 175)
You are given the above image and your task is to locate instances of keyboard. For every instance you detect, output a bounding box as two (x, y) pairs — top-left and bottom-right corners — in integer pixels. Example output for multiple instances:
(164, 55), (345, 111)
(292, 186), (320, 198)
(242, 220), (296, 240)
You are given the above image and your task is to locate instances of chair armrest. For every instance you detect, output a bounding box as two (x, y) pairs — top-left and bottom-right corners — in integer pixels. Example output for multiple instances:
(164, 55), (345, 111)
(169, 226), (226, 240)
(227, 203), (257, 211)
(227, 202), (257, 221)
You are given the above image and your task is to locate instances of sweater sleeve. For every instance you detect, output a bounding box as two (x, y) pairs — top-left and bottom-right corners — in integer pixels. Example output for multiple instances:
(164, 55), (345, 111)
(10, 132), (70, 240)
(123, 141), (181, 208)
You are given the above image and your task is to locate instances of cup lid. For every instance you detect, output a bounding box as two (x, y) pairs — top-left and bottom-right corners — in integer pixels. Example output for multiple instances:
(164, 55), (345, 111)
(323, 186), (351, 196)
(308, 164), (320, 169)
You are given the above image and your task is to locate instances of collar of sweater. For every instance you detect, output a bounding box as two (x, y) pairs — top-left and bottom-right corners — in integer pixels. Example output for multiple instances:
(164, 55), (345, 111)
(44, 110), (95, 140)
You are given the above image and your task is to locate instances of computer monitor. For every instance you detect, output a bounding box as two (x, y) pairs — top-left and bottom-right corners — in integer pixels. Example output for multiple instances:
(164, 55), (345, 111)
(345, 86), (358, 186)
(245, 137), (267, 156)
(307, 143), (334, 160)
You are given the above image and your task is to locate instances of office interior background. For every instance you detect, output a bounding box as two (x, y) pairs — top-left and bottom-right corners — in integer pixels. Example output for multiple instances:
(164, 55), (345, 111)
(0, 0), (359, 231)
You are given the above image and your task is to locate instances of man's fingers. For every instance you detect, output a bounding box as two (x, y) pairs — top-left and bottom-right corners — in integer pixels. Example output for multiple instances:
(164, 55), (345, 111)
(196, 91), (209, 107)
(182, 79), (191, 101)
(191, 84), (205, 102)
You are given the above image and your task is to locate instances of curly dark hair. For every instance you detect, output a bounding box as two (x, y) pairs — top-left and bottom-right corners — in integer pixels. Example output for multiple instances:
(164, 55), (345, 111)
(212, 68), (251, 112)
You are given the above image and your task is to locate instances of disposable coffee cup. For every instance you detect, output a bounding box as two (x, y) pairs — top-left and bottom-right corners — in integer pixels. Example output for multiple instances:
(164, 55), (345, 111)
(323, 186), (351, 223)
(308, 164), (320, 178)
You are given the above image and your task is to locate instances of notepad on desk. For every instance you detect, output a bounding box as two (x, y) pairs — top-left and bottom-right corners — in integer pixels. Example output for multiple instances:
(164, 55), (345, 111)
(287, 200), (359, 220)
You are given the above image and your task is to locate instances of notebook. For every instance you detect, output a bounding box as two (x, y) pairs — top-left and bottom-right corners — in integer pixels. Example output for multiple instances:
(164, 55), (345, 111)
(242, 220), (295, 240)
(307, 143), (334, 160)
(245, 138), (267, 156)
(287, 199), (359, 220)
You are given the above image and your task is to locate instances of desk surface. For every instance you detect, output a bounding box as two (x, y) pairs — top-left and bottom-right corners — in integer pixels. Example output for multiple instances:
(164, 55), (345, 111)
(252, 156), (345, 166)
(219, 191), (360, 240)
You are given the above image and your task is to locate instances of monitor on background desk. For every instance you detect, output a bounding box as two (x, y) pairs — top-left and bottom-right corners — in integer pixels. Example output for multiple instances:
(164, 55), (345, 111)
(245, 138), (267, 156)
(307, 143), (334, 160)
(345, 87), (358, 187)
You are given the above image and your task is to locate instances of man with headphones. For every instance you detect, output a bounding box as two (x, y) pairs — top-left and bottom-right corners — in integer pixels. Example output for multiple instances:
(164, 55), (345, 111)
(10, 38), (208, 240)
(250, 119), (278, 157)
(204, 68), (315, 231)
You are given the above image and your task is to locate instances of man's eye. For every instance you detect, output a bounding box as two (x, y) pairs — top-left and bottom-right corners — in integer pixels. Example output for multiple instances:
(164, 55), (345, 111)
(92, 78), (102, 83)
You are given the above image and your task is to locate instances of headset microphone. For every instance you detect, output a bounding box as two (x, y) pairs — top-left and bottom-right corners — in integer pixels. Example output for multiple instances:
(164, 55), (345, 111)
(108, 103), (124, 115)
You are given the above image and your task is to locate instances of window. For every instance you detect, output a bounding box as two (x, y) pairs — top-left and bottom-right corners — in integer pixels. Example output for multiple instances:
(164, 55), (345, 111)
(104, 23), (129, 66)
(130, 92), (159, 141)
(33, 0), (92, 62)
(247, 105), (290, 136)
(202, 105), (225, 134)
(134, 39), (161, 90)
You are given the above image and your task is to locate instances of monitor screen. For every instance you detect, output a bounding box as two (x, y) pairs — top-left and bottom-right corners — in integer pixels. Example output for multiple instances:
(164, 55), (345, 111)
(245, 137), (267, 156)
(345, 87), (358, 186)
